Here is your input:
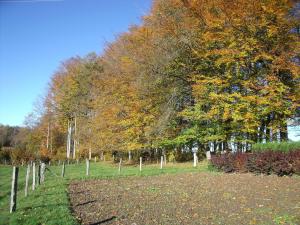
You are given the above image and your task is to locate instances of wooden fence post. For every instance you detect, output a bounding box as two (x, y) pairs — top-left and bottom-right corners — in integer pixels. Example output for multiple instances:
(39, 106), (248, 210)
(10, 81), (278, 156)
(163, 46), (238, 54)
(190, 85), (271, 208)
(89, 147), (92, 160)
(61, 162), (65, 177)
(86, 159), (90, 176)
(37, 163), (41, 186)
(25, 164), (30, 197)
(193, 152), (197, 167)
(160, 156), (163, 169)
(128, 151), (132, 162)
(32, 162), (36, 190)
(139, 157), (142, 172)
(10, 166), (19, 213)
(40, 162), (46, 183)
(206, 151), (211, 160)
(118, 158), (122, 174)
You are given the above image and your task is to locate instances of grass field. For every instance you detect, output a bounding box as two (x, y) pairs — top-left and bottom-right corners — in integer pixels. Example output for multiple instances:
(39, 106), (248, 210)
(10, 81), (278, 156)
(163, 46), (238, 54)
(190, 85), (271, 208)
(0, 161), (210, 225)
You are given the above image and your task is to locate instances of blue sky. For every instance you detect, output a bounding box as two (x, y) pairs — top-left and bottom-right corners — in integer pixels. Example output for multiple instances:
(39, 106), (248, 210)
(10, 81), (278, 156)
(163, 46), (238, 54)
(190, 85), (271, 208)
(0, 0), (152, 126)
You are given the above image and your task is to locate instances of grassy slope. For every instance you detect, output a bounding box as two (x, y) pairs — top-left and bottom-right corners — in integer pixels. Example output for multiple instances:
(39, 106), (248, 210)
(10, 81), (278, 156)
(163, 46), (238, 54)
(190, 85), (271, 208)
(252, 141), (300, 152)
(0, 161), (210, 225)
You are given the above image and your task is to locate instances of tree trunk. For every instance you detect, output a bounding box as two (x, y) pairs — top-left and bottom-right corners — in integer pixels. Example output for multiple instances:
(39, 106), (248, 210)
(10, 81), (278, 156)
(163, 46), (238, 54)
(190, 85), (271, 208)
(67, 120), (71, 159)
(258, 121), (265, 143)
(73, 116), (77, 159)
(162, 149), (167, 165)
(160, 156), (163, 169)
(50, 126), (53, 153)
(67, 121), (69, 158)
(280, 120), (288, 142)
(46, 122), (50, 150)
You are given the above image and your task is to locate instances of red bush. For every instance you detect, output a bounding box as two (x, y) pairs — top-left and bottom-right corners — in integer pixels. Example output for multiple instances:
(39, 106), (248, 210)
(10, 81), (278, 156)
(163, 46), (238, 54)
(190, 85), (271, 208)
(210, 150), (300, 176)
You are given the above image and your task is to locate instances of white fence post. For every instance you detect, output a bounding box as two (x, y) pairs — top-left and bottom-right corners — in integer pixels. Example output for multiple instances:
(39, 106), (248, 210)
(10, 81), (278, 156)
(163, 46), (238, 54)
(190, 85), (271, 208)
(40, 162), (46, 183)
(32, 162), (36, 190)
(86, 159), (90, 176)
(140, 157), (142, 172)
(193, 152), (197, 167)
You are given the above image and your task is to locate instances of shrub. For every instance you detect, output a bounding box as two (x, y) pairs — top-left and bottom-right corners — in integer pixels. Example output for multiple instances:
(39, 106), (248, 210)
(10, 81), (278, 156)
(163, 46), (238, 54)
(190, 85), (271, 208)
(174, 149), (193, 162)
(211, 150), (300, 176)
(10, 148), (33, 164)
(0, 148), (12, 163)
(233, 152), (249, 172)
(210, 154), (237, 173)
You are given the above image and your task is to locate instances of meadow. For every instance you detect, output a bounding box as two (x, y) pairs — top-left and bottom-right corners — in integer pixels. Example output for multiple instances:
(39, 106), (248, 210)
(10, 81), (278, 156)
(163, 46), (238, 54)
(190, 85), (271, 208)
(0, 161), (210, 225)
(1, 160), (299, 225)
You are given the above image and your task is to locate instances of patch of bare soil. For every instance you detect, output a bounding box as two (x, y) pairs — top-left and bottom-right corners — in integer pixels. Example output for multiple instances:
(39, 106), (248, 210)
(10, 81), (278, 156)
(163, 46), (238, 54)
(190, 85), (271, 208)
(69, 173), (300, 225)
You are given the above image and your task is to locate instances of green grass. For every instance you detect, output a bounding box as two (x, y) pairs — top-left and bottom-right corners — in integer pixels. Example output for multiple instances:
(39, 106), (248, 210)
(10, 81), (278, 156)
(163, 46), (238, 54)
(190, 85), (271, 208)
(0, 161), (210, 225)
(252, 141), (300, 152)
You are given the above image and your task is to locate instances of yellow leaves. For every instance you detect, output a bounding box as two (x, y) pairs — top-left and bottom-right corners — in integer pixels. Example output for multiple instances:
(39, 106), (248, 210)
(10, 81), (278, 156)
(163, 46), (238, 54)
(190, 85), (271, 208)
(120, 56), (133, 64)
(34, 0), (299, 157)
(222, 104), (231, 120)
(254, 52), (274, 62)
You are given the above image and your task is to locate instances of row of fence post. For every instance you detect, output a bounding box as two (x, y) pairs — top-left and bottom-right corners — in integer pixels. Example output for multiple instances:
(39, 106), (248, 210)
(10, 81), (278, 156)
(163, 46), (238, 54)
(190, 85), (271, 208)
(10, 161), (47, 213)
(9, 155), (195, 213)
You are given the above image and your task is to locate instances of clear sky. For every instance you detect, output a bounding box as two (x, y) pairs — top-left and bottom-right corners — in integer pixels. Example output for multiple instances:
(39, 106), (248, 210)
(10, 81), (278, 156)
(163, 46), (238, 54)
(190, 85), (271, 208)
(0, 0), (152, 126)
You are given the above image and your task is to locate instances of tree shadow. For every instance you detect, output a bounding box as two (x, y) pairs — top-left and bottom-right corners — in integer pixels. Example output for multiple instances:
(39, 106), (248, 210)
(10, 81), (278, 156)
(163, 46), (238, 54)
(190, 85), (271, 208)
(75, 200), (97, 207)
(89, 216), (117, 225)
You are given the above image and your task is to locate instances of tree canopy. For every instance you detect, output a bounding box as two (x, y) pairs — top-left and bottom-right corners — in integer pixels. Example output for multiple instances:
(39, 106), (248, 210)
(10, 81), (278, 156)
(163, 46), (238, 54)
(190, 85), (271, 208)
(18, 0), (300, 160)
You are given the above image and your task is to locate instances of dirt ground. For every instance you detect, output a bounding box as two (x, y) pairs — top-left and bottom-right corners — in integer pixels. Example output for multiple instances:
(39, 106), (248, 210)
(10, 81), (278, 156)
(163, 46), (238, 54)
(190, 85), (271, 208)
(69, 172), (300, 225)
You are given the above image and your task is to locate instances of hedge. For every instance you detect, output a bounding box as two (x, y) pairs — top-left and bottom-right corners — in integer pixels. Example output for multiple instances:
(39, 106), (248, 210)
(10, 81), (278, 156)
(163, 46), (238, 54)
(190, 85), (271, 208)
(211, 150), (300, 176)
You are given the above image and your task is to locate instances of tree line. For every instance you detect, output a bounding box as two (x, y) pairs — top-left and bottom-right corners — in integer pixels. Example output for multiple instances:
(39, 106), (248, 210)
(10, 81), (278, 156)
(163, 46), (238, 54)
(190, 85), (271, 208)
(4, 0), (300, 163)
